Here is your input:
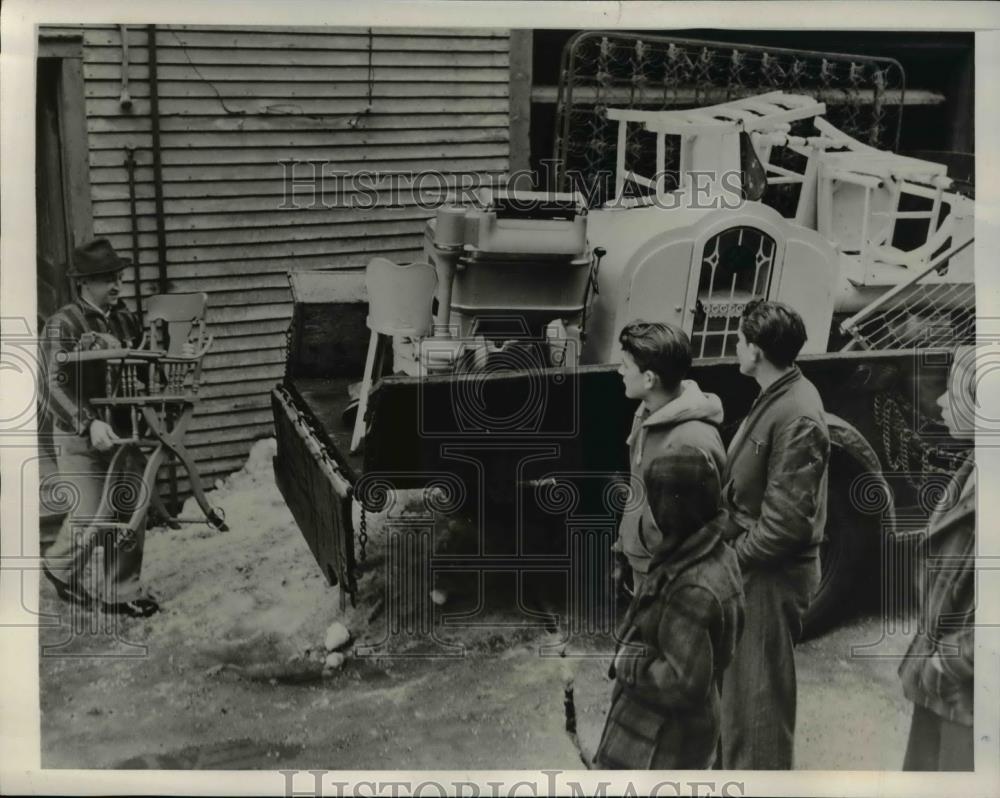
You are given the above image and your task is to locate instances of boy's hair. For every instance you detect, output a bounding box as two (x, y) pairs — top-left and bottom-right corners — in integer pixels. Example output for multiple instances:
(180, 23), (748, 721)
(739, 299), (807, 368)
(619, 320), (692, 391)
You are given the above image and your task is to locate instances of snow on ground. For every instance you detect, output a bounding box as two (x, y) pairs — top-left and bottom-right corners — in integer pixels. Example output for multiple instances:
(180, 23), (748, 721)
(140, 438), (351, 672)
(39, 438), (914, 770)
(136, 438), (442, 676)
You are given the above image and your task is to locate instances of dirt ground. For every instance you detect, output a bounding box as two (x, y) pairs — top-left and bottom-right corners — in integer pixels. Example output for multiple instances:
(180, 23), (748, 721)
(39, 440), (913, 771)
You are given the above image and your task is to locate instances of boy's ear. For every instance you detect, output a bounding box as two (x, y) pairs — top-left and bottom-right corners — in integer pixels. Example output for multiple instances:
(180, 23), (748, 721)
(642, 369), (658, 390)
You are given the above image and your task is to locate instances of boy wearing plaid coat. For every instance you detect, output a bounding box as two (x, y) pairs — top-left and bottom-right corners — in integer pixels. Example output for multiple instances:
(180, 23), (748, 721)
(595, 447), (745, 769)
(898, 346), (977, 770)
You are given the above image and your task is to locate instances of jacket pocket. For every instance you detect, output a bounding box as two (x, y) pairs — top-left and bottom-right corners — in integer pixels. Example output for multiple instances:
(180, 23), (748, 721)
(596, 691), (668, 769)
(729, 437), (768, 507)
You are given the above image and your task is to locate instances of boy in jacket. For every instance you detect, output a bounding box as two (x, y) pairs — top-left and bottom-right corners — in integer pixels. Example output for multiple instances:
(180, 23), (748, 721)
(596, 446), (745, 769)
(613, 321), (727, 593)
(719, 299), (830, 770)
(899, 346), (976, 770)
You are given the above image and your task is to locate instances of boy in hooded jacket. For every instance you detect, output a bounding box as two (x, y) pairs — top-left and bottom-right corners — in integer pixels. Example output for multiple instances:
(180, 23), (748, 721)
(613, 320), (728, 592)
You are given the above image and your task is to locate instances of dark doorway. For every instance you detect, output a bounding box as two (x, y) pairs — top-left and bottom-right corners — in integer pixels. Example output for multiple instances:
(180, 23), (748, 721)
(36, 57), (73, 327)
(35, 42), (94, 548)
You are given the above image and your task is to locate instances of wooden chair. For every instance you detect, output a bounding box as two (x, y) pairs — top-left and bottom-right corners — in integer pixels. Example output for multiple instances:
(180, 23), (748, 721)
(85, 292), (228, 539)
(350, 258), (438, 453)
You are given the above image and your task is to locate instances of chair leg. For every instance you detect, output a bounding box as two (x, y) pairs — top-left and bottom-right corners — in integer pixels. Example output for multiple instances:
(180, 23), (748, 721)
(95, 444), (151, 555)
(140, 405), (228, 531)
(351, 329), (380, 454)
(120, 436), (175, 529)
(170, 442), (228, 530)
(123, 441), (163, 534)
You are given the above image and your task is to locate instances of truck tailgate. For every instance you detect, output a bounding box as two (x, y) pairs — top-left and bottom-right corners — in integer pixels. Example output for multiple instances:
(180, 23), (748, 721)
(271, 384), (357, 605)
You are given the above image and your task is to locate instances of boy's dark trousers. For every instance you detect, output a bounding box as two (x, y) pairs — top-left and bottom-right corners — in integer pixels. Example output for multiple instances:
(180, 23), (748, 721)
(720, 555), (819, 770)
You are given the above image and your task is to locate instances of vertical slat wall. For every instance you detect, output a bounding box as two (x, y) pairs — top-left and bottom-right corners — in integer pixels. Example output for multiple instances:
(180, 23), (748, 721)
(42, 24), (511, 489)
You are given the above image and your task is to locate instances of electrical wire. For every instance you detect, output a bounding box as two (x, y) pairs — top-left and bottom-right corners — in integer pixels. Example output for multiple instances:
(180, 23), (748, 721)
(164, 27), (375, 124)
(166, 29), (245, 116)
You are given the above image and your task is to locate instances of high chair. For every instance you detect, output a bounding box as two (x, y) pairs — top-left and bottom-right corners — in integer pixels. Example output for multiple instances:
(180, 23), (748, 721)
(77, 292), (228, 540)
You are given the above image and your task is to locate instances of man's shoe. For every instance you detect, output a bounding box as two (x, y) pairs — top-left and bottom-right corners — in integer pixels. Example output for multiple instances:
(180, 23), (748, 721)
(41, 564), (94, 609)
(102, 597), (160, 618)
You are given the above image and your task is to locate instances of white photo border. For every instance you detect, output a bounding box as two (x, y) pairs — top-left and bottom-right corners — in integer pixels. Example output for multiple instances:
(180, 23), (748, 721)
(2, 1), (999, 796)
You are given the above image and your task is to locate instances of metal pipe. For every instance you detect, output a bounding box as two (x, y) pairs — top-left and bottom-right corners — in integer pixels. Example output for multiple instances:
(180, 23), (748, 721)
(147, 25), (168, 295)
(118, 25), (132, 109)
(124, 146), (143, 316)
(147, 24), (178, 510)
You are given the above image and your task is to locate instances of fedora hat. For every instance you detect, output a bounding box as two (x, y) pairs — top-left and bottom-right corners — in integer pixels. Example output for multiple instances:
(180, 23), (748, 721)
(68, 238), (131, 278)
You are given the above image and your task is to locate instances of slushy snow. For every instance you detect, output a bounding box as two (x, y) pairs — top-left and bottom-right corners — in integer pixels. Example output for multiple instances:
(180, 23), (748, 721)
(141, 438), (354, 671)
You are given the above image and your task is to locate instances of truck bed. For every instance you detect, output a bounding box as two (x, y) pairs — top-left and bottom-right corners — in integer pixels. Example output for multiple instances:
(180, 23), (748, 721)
(287, 375), (365, 481)
(274, 348), (965, 620)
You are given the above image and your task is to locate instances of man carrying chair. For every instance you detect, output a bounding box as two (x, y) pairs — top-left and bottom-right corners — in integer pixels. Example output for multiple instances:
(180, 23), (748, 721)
(40, 238), (160, 619)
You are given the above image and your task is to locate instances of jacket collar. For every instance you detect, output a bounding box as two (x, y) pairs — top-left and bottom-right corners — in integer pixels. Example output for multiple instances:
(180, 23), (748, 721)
(641, 380), (724, 429)
(753, 365), (801, 408)
(726, 366), (802, 462)
(635, 517), (723, 598)
(76, 296), (110, 319)
(651, 516), (721, 573)
(626, 380), (724, 462)
(75, 296), (133, 321)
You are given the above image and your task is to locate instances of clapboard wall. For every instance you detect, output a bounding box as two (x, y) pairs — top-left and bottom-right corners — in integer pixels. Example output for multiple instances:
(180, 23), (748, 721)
(40, 24), (513, 489)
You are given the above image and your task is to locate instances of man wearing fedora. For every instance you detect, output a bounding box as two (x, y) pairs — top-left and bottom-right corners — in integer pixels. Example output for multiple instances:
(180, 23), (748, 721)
(40, 238), (160, 618)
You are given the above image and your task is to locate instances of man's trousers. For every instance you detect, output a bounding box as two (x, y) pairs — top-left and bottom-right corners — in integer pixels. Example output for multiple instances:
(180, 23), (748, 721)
(42, 429), (147, 603)
(720, 555), (819, 770)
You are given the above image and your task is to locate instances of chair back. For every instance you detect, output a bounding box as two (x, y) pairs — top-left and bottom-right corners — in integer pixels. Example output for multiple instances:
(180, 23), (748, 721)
(365, 258), (438, 337)
(144, 293), (209, 355)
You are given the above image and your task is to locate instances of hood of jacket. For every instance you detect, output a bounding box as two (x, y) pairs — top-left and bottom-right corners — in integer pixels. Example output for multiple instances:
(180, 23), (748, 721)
(627, 380), (724, 451)
(644, 380), (724, 428)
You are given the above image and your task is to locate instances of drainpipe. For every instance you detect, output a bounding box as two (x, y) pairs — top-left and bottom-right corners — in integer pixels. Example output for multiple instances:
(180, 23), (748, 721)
(147, 24), (168, 294)
(124, 146), (143, 317)
(118, 25), (132, 109)
(147, 24), (178, 510)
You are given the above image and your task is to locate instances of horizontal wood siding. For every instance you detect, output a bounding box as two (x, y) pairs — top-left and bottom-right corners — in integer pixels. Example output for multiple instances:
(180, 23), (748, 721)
(42, 24), (511, 487)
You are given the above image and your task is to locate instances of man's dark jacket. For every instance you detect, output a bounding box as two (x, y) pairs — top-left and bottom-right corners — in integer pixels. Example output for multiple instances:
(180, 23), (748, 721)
(40, 297), (139, 435)
(721, 366), (830, 568)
